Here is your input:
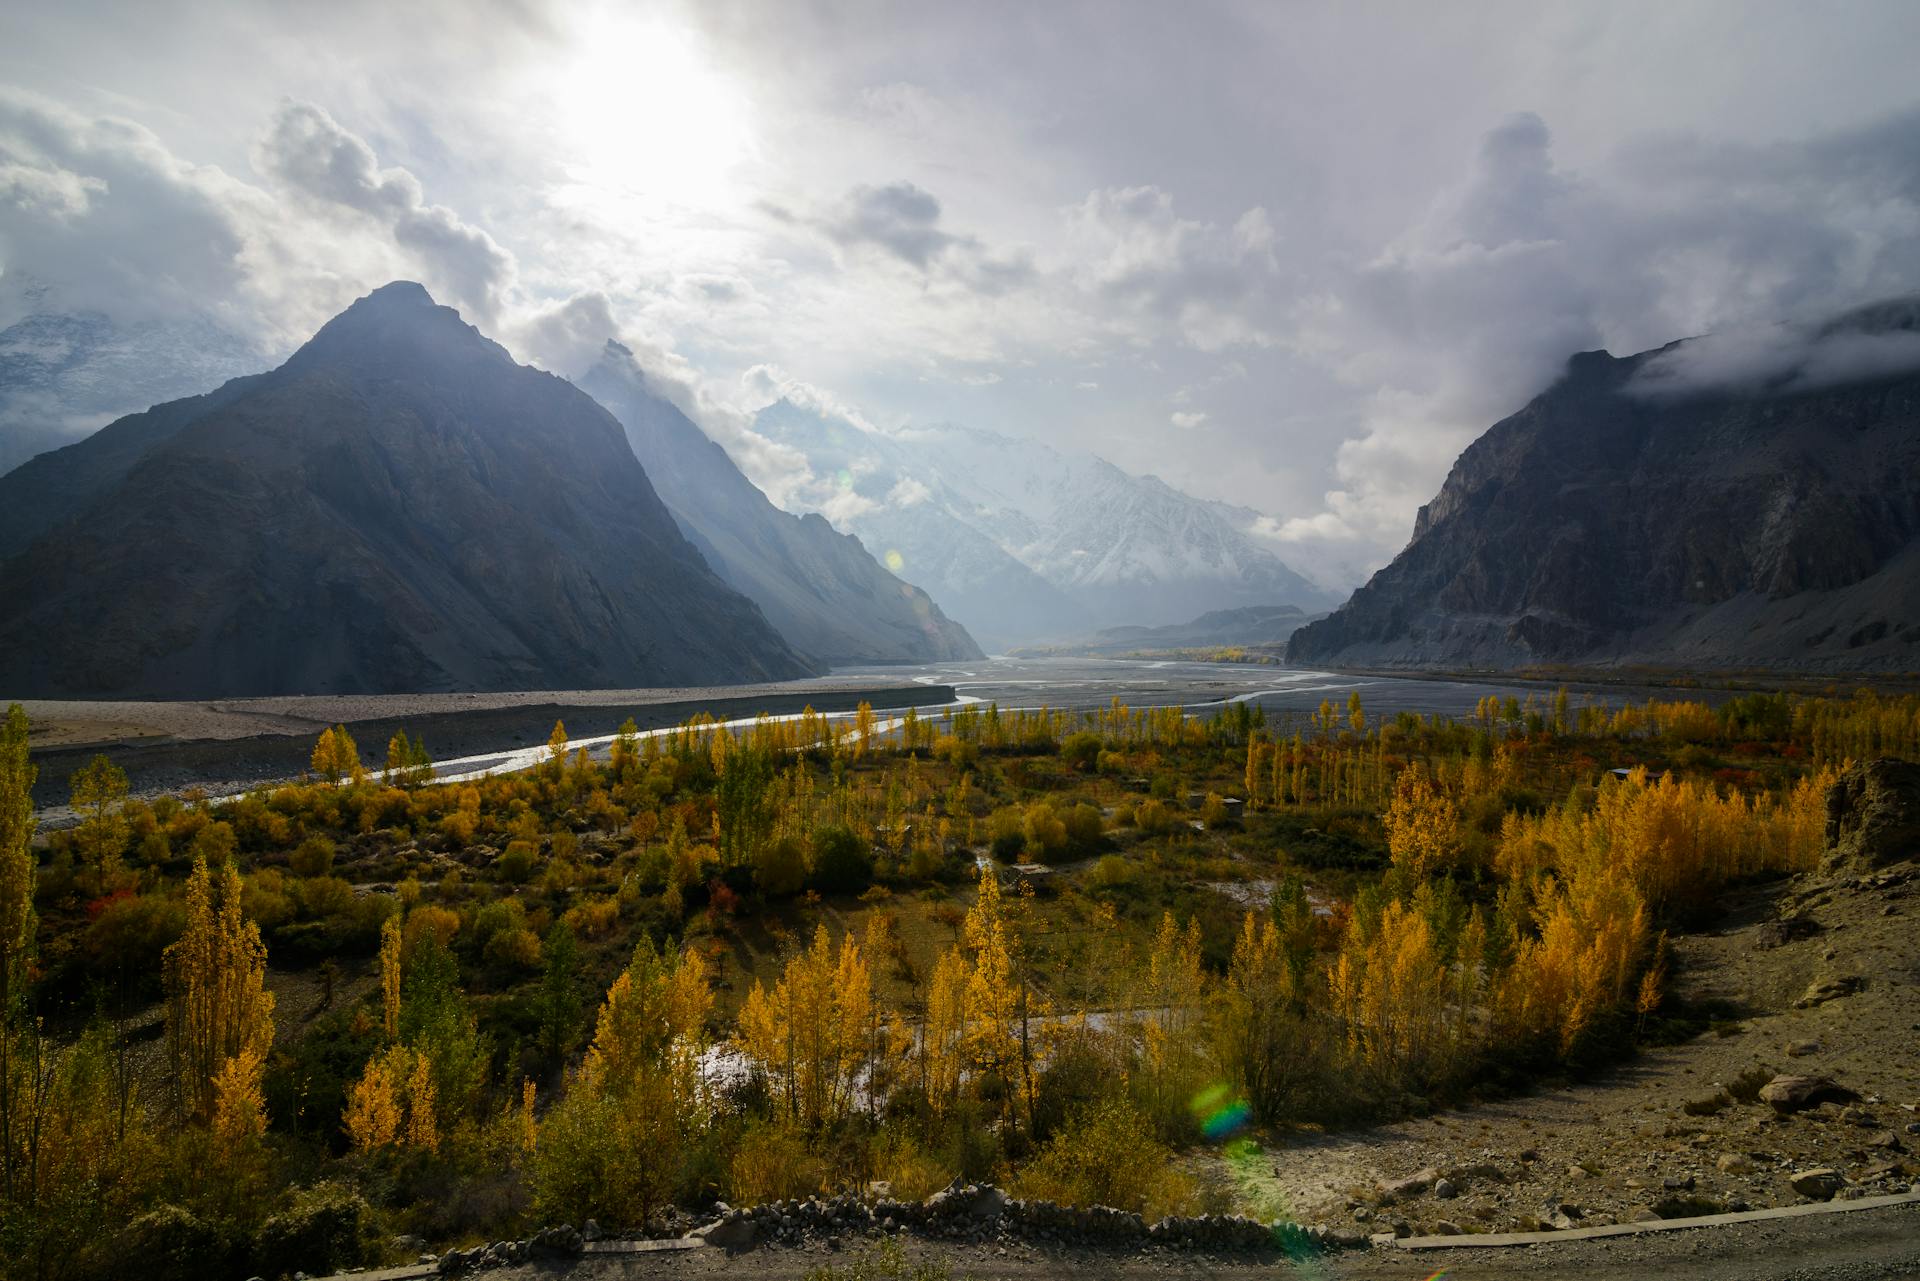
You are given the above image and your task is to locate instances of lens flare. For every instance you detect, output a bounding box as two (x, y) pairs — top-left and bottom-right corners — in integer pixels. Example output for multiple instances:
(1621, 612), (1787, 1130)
(1189, 1081), (1252, 1141)
(884, 549), (905, 572)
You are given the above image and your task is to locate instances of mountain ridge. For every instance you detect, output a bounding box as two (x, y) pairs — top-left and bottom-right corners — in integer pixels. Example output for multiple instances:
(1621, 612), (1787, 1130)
(0, 282), (817, 697)
(1287, 298), (1920, 673)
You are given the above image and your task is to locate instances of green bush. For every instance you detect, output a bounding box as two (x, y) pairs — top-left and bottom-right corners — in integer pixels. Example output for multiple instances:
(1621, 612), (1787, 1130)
(1011, 1097), (1195, 1218)
(755, 834), (808, 898)
(497, 840), (538, 883)
(1059, 732), (1102, 772)
(810, 826), (872, 893)
(254, 1182), (375, 1278)
(289, 835), (336, 878)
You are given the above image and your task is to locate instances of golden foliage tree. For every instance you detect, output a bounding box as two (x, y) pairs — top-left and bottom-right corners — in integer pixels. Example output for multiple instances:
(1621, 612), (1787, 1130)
(379, 915), (403, 1040)
(311, 725), (363, 785)
(164, 856), (275, 1128)
(69, 754), (129, 888)
(1383, 766), (1460, 880)
(736, 923), (874, 1126)
(1, 704), (38, 1195)
(1327, 898), (1450, 1091)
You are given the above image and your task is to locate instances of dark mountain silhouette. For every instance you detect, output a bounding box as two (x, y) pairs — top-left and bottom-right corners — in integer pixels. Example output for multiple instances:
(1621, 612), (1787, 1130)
(0, 282), (817, 697)
(577, 343), (982, 665)
(1288, 299), (1920, 674)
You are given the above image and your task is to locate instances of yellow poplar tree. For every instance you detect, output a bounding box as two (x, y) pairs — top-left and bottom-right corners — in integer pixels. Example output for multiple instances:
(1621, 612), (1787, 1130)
(379, 915), (403, 1039)
(1383, 766), (1460, 880)
(164, 856), (276, 1127)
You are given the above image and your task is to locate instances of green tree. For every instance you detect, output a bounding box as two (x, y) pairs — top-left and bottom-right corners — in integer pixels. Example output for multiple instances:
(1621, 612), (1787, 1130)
(69, 754), (129, 888)
(536, 921), (584, 1064)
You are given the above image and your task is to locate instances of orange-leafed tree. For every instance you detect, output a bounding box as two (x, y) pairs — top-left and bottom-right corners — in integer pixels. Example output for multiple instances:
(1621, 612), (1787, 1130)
(164, 856), (275, 1129)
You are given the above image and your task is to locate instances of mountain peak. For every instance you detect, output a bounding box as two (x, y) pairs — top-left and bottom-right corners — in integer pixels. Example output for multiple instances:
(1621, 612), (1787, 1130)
(361, 280), (435, 307)
(287, 281), (510, 376)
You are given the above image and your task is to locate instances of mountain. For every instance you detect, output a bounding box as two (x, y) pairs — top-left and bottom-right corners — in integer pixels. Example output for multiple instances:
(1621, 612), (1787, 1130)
(1012, 604), (1325, 657)
(1288, 299), (1920, 674)
(752, 403), (1333, 648)
(575, 343), (982, 665)
(0, 288), (266, 477)
(0, 282), (817, 697)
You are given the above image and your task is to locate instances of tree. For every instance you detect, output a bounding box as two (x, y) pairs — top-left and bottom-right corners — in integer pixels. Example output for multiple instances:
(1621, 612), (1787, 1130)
(547, 720), (569, 771)
(715, 742), (774, 869)
(378, 915), (403, 1040)
(69, 754), (129, 889)
(735, 924), (873, 1126)
(1, 705), (39, 1196)
(163, 856), (275, 1128)
(1383, 766), (1460, 881)
(311, 725), (363, 785)
(535, 920), (584, 1063)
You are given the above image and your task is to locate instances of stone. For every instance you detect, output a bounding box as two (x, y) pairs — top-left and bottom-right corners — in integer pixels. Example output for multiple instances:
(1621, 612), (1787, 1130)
(1824, 759), (1920, 874)
(1867, 1130), (1907, 1150)
(1663, 1175), (1695, 1191)
(1840, 1106), (1878, 1126)
(1786, 1039), (1822, 1058)
(1628, 1207), (1663, 1223)
(1433, 1220), (1462, 1235)
(690, 1215), (761, 1251)
(1380, 1167), (1440, 1199)
(1759, 1075), (1861, 1113)
(1790, 1168), (1847, 1201)
(1716, 1153), (1755, 1175)
(1433, 1178), (1459, 1199)
(1797, 975), (1863, 1008)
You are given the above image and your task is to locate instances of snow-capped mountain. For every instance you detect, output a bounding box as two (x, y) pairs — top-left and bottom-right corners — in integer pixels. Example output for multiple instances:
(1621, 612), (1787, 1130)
(0, 289), (267, 476)
(753, 401), (1335, 647)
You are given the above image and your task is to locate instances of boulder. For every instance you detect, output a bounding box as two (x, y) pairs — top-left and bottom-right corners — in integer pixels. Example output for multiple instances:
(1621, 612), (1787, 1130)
(689, 1214), (760, 1251)
(1825, 759), (1920, 873)
(1758, 1075), (1861, 1113)
(1797, 975), (1862, 1008)
(1789, 1168), (1846, 1201)
(1380, 1167), (1440, 1200)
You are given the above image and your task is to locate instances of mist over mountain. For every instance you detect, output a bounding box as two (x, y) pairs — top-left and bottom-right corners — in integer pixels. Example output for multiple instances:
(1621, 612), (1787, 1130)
(1288, 298), (1920, 674)
(0, 282), (816, 697)
(753, 401), (1334, 649)
(576, 342), (982, 665)
(0, 283), (267, 477)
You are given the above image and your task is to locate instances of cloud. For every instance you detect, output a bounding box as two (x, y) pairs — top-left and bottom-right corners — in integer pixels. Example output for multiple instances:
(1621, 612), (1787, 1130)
(255, 100), (512, 322)
(1170, 410), (1207, 428)
(1628, 300), (1920, 398)
(886, 475), (931, 507)
(1277, 106), (1920, 580)
(0, 89), (267, 326)
(826, 181), (956, 269)
(1064, 185), (1282, 350)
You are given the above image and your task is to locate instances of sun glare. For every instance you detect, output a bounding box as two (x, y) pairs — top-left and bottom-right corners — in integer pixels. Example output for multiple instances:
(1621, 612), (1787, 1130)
(552, 14), (753, 206)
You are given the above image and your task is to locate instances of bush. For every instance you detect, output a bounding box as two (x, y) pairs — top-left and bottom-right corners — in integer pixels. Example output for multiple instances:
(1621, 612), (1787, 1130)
(1022, 803), (1068, 862)
(116, 1204), (242, 1281)
(84, 891), (185, 981)
(254, 1182), (374, 1278)
(755, 834), (808, 898)
(1059, 732), (1102, 772)
(987, 808), (1025, 861)
(1089, 855), (1134, 890)
(289, 835), (336, 878)
(1062, 803), (1103, 851)
(810, 826), (872, 893)
(1134, 799), (1176, 836)
(497, 840), (538, 883)
(1011, 1097), (1195, 1218)
(727, 1120), (822, 1203)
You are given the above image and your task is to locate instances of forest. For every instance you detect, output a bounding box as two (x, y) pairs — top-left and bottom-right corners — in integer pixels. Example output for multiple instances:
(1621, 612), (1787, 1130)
(1, 684), (1916, 1280)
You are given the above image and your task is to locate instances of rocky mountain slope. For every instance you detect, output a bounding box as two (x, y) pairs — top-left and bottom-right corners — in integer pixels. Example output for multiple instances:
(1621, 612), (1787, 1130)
(1014, 604), (1324, 657)
(577, 343), (981, 665)
(1289, 300), (1920, 673)
(0, 282), (816, 697)
(0, 284), (266, 477)
(753, 402), (1332, 648)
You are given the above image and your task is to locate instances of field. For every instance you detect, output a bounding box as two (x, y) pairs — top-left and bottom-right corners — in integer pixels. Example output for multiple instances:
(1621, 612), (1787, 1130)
(0, 683), (1916, 1281)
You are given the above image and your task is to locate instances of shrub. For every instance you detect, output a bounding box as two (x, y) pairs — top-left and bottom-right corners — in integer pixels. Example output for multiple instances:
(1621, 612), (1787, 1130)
(289, 835), (336, 878)
(810, 826), (872, 893)
(727, 1120), (822, 1203)
(84, 890), (186, 981)
(1134, 799), (1176, 836)
(116, 1204), (242, 1281)
(987, 808), (1025, 861)
(1022, 803), (1069, 862)
(1011, 1097), (1195, 1218)
(254, 1182), (374, 1278)
(756, 834), (808, 898)
(1059, 732), (1102, 772)
(1089, 855), (1133, 890)
(497, 840), (538, 883)
(1062, 803), (1103, 851)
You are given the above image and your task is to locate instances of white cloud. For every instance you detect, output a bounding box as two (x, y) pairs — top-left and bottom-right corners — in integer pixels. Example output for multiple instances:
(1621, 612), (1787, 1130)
(1170, 410), (1207, 429)
(886, 475), (931, 507)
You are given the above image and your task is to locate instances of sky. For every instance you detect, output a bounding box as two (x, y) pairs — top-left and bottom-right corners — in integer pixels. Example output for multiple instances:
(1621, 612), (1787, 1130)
(3, 0), (1919, 586)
